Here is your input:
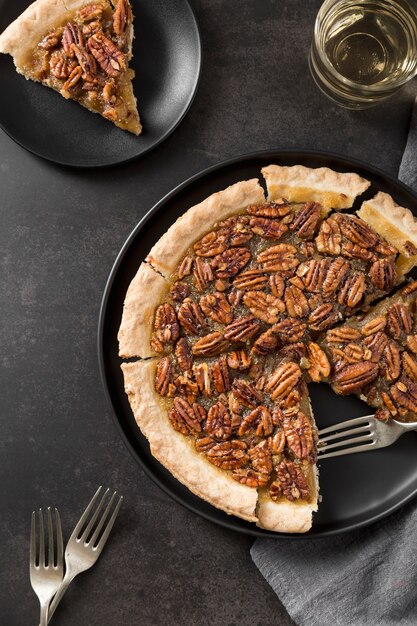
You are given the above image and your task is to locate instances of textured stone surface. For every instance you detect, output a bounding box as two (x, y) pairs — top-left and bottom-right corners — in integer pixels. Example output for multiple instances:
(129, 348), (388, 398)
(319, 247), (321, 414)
(0, 0), (415, 624)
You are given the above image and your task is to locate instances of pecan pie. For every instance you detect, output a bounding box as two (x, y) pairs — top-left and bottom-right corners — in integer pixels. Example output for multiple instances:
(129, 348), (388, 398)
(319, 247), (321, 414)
(118, 165), (417, 533)
(0, 0), (141, 135)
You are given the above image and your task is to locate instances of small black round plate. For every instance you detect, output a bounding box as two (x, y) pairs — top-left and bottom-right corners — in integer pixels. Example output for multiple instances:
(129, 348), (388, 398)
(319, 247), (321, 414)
(0, 0), (201, 167)
(98, 150), (417, 538)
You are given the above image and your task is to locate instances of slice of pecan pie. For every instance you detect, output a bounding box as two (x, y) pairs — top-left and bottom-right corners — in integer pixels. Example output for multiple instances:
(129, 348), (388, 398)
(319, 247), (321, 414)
(0, 0), (141, 134)
(118, 166), (417, 533)
(321, 280), (417, 422)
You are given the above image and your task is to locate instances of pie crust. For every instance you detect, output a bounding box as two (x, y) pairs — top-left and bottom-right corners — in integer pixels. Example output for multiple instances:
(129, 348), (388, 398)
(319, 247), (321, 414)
(121, 359), (258, 522)
(262, 164), (371, 212)
(358, 192), (417, 277)
(146, 179), (266, 279)
(118, 165), (417, 533)
(118, 262), (170, 359)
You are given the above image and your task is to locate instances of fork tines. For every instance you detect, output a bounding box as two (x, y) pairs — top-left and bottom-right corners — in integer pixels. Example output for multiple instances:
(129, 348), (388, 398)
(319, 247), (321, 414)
(317, 415), (376, 459)
(75, 486), (123, 549)
(30, 508), (63, 569)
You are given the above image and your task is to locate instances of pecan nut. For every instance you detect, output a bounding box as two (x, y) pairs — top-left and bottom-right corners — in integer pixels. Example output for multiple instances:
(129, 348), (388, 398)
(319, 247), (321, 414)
(62, 23), (82, 57)
(406, 335), (417, 354)
(232, 379), (263, 408)
(193, 363), (211, 396)
(284, 285), (309, 318)
(224, 316), (260, 342)
(178, 255), (193, 279)
(193, 257), (214, 291)
(321, 258), (350, 297)
(306, 342), (330, 382)
(382, 342), (401, 382)
(233, 269), (268, 291)
(390, 378), (417, 414)
(337, 272), (366, 308)
(169, 398), (205, 435)
(200, 292), (233, 324)
(211, 247), (251, 278)
(39, 32), (61, 50)
(174, 337), (193, 371)
(152, 303), (179, 347)
(227, 350), (252, 370)
(238, 406), (273, 437)
(269, 274), (285, 297)
(270, 460), (309, 502)
(192, 332), (229, 357)
(339, 215), (378, 248)
(193, 230), (228, 257)
(369, 258), (395, 292)
(360, 316), (387, 336)
(247, 200), (291, 218)
(402, 351), (417, 382)
(248, 440), (273, 474)
(243, 291), (285, 324)
(252, 328), (280, 356)
(113, 0), (130, 36)
(88, 32), (127, 77)
(257, 244), (299, 272)
(265, 362), (302, 401)
(206, 440), (249, 469)
(233, 468), (269, 488)
(387, 303), (413, 339)
(315, 217), (341, 255)
(177, 299), (207, 335)
(308, 303), (339, 331)
(333, 361), (379, 394)
(362, 331), (389, 362)
(155, 357), (173, 396)
(273, 318), (307, 343)
(298, 258), (330, 293)
(289, 202), (321, 239)
(205, 401), (232, 440)
(283, 411), (314, 460)
(212, 356), (231, 393)
(325, 326), (361, 343)
(250, 217), (288, 240)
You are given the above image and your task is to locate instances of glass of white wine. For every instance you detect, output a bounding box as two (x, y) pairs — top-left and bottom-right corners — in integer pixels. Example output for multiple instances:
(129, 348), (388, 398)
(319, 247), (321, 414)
(309, 0), (417, 109)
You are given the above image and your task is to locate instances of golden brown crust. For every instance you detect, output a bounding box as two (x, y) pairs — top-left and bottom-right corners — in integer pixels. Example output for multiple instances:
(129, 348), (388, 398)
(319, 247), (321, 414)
(262, 164), (370, 212)
(357, 192), (417, 277)
(0, 0), (104, 64)
(256, 487), (317, 533)
(146, 179), (266, 279)
(121, 359), (258, 522)
(118, 262), (169, 358)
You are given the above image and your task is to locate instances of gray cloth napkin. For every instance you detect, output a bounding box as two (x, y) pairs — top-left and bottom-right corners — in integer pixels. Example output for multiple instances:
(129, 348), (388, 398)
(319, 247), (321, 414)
(251, 97), (417, 626)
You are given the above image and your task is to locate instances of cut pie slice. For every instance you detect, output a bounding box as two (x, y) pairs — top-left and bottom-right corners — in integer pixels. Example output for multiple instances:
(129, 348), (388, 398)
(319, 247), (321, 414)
(321, 280), (417, 422)
(0, 0), (141, 135)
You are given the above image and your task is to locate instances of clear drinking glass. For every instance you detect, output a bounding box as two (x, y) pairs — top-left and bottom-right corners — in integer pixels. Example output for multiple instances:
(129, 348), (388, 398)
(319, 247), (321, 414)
(309, 0), (417, 109)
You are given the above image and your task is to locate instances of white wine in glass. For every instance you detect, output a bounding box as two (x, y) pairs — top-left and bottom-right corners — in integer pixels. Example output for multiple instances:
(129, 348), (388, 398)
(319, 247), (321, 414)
(310, 0), (417, 109)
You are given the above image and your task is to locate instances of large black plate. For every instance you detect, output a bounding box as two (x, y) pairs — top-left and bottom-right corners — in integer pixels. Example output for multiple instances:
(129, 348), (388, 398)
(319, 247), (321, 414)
(98, 150), (417, 538)
(0, 0), (201, 167)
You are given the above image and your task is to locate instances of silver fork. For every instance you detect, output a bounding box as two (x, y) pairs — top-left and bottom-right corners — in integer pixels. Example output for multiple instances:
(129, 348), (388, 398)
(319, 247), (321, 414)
(48, 486), (123, 623)
(317, 415), (417, 459)
(30, 508), (63, 626)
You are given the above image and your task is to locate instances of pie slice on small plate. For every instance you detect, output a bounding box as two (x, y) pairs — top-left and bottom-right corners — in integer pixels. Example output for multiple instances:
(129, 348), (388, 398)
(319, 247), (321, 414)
(0, 0), (141, 134)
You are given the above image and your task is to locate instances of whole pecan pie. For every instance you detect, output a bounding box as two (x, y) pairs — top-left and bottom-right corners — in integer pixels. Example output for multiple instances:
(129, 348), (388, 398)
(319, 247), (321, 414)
(118, 165), (417, 533)
(0, 0), (141, 135)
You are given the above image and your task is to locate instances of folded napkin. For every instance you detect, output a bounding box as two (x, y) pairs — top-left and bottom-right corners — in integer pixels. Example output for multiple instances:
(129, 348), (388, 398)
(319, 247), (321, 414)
(251, 97), (417, 626)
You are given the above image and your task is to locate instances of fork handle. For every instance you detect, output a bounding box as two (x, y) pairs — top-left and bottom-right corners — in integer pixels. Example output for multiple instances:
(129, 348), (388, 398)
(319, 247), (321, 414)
(47, 570), (75, 623)
(39, 602), (49, 626)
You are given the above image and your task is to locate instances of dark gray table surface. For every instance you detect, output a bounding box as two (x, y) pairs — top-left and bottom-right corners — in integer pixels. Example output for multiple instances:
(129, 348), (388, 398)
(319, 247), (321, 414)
(1, 1), (416, 624)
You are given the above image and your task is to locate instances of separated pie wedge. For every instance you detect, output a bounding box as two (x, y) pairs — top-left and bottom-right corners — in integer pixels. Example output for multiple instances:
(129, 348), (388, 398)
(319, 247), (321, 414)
(0, 0), (141, 135)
